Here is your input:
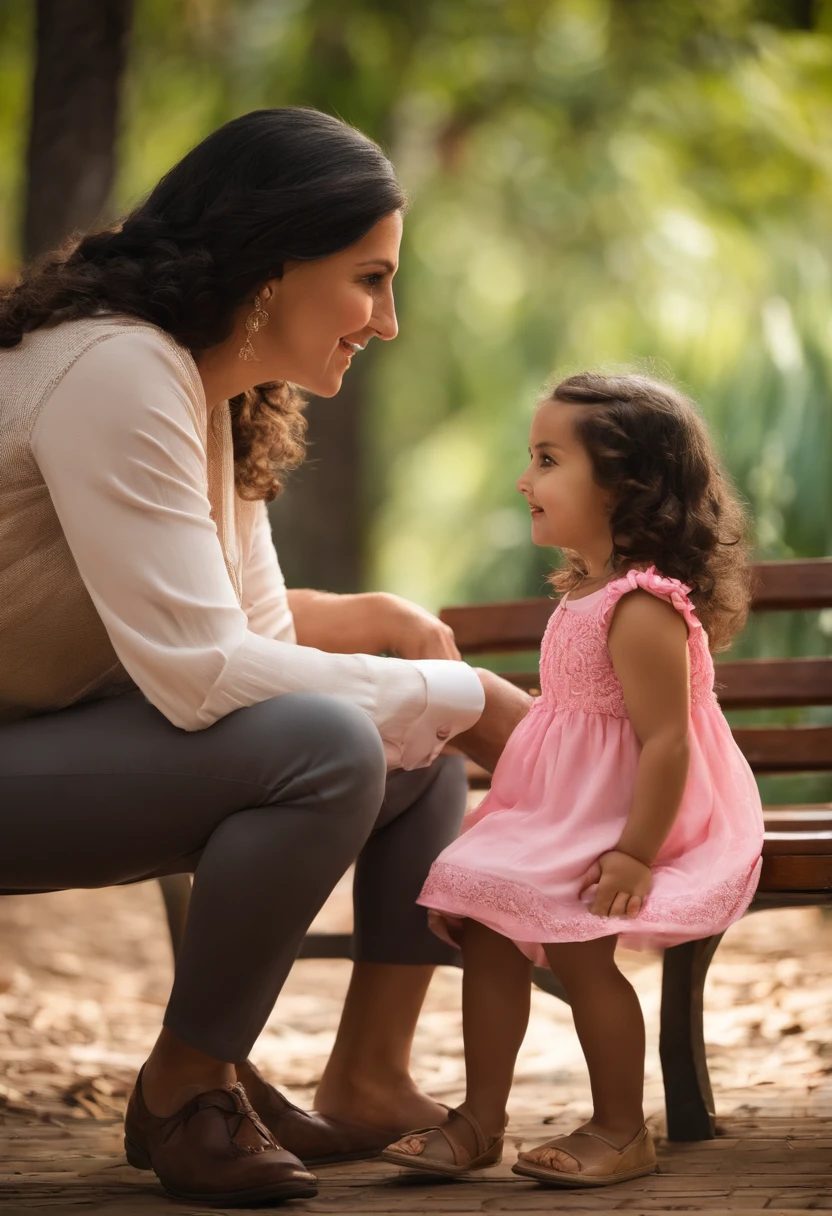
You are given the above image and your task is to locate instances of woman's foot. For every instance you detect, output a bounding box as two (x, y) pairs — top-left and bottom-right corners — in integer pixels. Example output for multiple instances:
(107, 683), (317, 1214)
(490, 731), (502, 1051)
(314, 1072), (449, 1134)
(513, 1120), (657, 1187)
(124, 1066), (318, 1205)
(382, 1104), (505, 1176)
(141, 1028), (236, 1117)
(236, 1058), (406, 1167)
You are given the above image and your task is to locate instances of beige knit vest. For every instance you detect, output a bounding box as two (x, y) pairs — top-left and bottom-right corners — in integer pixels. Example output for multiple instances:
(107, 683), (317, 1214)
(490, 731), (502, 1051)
(0, 315), (250, 724)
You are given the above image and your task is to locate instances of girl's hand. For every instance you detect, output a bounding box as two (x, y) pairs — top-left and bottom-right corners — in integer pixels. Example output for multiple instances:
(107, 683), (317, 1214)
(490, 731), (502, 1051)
(578, 850), (653, 919)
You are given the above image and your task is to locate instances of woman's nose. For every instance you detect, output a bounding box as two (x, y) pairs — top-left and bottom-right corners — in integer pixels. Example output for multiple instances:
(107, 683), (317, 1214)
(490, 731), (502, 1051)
(373, 288), (398, 341)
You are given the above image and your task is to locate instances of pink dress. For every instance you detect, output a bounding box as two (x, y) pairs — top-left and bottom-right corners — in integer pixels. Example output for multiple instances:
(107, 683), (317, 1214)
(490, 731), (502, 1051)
(419, 567), (764, 964)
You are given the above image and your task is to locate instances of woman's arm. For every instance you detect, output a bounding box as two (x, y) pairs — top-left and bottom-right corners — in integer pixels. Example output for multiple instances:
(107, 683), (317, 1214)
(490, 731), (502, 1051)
(246, 523), (530, 766)
(32, 332), (483, 770)
(287, 589), (461, 660)
(580, 590), (690, 917)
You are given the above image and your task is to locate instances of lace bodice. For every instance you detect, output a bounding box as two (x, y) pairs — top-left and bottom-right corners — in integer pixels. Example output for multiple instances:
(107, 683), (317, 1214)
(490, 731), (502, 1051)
(539, 567), (716, 717)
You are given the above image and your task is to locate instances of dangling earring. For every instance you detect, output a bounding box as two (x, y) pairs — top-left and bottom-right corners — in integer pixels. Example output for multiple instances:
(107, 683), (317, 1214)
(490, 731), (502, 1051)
(239, 293), (269, 361)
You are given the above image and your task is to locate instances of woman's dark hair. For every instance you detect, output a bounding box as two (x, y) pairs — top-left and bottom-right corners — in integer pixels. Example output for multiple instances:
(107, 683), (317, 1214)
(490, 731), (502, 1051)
(0, 108), (406, 500)
(548, 372), (753, 651)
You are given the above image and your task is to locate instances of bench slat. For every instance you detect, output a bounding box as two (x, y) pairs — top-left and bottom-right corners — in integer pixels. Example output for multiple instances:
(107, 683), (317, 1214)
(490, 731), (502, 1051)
(752, 558), (832, 611)
(439, 559), (832, 652)
(732, 725), (832, 772)
(490, 659), (832, 710)
(440, 599), (554, 653)
(716, 657), (832, 708)
(759, 853), (832, 891)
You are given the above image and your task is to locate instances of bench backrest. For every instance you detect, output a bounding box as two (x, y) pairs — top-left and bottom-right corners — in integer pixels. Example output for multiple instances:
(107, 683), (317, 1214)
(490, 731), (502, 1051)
(440, 559), (832, 778)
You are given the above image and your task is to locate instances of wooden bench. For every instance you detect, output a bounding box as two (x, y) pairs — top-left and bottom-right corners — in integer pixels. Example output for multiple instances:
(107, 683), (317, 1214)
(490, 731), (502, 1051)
(439, 558), (832, 1141)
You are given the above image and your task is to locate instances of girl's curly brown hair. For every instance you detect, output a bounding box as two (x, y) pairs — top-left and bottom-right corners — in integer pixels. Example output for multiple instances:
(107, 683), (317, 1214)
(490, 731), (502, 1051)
(0, 108), (406, 501)
(547, 372), (753, 651)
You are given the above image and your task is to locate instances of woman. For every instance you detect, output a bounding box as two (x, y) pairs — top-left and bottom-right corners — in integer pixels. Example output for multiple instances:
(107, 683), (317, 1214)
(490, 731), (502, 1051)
(0, 108), (529, 1206)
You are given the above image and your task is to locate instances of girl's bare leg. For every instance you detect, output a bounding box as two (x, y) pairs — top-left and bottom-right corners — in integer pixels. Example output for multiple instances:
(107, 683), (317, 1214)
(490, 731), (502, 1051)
(387, 918), (532, 1159)
(443, 919), (534, 1155)
(528, 935), (644, 1170)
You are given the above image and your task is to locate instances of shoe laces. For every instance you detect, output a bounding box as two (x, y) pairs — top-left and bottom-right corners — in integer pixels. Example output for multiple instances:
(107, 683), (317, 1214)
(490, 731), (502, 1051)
(162, 1085), (272, 1150)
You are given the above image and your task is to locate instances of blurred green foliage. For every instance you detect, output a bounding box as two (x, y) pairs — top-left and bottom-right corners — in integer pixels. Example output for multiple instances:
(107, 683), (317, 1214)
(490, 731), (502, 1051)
(1, 0), (830, 635)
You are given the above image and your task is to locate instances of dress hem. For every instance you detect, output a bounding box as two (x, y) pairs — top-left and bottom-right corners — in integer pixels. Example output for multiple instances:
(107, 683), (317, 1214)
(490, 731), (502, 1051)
(419, 857), (763, 957)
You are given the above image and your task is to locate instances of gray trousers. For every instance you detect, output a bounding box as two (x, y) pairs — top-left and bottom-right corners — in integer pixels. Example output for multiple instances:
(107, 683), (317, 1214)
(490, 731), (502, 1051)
(0, 690), (467, 1062)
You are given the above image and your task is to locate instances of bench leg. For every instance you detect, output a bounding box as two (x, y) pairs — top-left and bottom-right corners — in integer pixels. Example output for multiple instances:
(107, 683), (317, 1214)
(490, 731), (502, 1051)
(659, 932), (724, 1141)
(157, 875), (192, 961)
(531, 965), (570, 1005)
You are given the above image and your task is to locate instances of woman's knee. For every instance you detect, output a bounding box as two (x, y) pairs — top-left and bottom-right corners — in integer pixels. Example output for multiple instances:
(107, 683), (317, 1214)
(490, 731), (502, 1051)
(251, 692), (387, 813)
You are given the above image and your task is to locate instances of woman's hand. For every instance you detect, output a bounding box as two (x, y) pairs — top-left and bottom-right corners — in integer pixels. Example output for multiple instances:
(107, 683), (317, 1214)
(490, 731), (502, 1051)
(287, 589), (460, 659)
(578, 849), (653, 919)
(374, 593), (462, 660)
(452, 668), (533, 773)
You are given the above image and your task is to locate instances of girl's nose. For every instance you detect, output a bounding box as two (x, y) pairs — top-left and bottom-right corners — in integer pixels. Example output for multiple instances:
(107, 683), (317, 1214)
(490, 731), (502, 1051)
(516, 465), (532, 495)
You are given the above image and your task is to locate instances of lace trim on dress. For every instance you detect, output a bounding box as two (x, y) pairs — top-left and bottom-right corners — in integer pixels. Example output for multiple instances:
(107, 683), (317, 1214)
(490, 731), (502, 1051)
(537, 565), (716, 715)
(600, 566), (703, 634)
(420, 860), (762, 943)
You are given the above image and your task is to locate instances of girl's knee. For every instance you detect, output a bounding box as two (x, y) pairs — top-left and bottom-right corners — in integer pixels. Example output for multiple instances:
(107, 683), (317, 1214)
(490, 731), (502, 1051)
(543, 935), (618, 982)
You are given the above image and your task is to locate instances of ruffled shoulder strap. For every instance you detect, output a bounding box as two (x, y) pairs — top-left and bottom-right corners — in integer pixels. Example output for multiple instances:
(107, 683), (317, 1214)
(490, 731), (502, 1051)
(599, 565), (702, 634)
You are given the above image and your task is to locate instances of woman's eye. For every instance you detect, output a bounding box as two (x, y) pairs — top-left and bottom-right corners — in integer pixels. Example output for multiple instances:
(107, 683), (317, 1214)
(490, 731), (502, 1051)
(363, 273), (382, 287)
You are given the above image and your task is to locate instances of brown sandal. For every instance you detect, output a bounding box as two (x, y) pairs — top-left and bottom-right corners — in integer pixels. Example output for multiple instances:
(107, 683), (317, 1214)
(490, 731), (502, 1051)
(512, 1124), (657, 1187)
(382, 1106), (504, 1177)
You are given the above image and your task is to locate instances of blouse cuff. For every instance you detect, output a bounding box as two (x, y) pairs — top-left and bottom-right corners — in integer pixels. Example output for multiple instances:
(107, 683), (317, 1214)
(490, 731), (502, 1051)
(397, 659), (485, 771)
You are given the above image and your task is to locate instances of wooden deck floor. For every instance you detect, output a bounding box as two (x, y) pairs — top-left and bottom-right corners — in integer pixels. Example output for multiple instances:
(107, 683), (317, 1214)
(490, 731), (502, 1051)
(1, 883), (831, 1213)
(2, 1091), (831, 1214)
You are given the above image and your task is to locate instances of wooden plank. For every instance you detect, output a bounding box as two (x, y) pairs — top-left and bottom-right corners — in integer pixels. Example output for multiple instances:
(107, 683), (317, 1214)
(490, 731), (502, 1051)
(466, 720), (832, 777)
(732, 725), (832, 773)
(440, 598), (554, 653)
(751, 558), (832, 611)
(759, 851), (832, 892)
(484, 660), (832, 709)
(763, 829), (832, 853)
(440, 560), (832, 655)
(715, 657), (832, 709)
(762, 804), (832, 830)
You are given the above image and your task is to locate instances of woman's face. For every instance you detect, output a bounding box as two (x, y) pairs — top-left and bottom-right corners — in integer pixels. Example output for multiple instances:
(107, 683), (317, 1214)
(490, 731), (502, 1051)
(256, 211), (402, 397)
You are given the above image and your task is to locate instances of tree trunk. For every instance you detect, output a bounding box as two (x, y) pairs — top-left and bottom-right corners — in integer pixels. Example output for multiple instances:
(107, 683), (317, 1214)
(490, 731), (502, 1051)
(24, 0), (133, 261)
(269, 350), (372, 593)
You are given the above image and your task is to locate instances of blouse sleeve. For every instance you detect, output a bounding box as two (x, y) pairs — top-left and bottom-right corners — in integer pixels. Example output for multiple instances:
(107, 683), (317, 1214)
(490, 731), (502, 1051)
(31, 332), (484, 769)
(241, 501), (297, 644)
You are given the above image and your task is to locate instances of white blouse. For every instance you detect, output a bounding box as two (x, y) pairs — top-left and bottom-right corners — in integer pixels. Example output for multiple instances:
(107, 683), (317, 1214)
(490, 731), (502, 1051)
(31, 332), (484, 769)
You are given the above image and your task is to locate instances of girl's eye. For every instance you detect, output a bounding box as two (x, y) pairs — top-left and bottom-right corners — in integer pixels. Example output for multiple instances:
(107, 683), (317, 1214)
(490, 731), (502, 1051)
(540, 453), (556, 467)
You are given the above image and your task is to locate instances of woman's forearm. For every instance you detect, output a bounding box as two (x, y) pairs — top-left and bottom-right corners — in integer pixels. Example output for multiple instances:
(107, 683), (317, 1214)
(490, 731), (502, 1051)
(287, 589), (386, 654)
(615, 733), (690, 866)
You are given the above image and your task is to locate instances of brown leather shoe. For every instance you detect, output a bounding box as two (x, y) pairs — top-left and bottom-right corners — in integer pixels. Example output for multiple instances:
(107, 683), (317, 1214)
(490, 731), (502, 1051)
(124, 1066), (318, 1206)
(236, 1058), (404, 1167)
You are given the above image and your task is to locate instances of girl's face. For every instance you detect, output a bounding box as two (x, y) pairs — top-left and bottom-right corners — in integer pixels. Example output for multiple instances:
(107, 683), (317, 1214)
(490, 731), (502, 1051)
(516, 398), (613, 559)
(256, 210), (402, 397)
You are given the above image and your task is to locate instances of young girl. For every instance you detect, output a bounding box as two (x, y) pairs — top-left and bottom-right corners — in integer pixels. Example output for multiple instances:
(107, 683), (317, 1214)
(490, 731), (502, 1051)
(382, 372), (764, 1188)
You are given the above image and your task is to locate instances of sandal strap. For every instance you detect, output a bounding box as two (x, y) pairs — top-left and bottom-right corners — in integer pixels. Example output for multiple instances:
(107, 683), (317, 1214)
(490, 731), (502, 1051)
(403, 1107), (498, 1167)
(448, 1106), (490, 1157)
(570, 1126), (647, 1153)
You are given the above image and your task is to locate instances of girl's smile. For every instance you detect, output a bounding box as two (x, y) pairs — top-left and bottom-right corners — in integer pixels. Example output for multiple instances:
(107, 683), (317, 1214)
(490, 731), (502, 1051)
(516, 399), (613, 570)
